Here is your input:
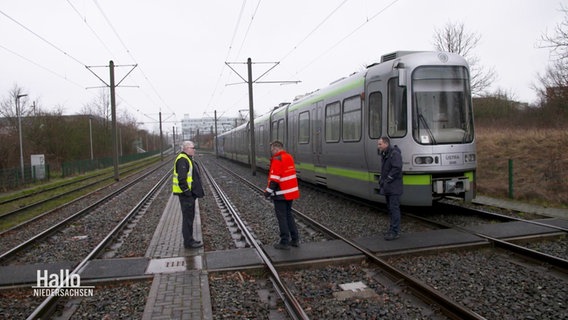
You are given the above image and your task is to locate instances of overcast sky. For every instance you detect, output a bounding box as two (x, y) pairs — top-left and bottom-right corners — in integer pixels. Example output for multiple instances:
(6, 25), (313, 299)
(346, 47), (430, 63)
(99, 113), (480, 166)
(1, 0), (566, 133)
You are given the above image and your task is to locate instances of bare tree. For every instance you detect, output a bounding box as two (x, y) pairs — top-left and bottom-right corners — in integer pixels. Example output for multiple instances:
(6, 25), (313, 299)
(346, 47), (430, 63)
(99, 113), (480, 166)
(535, 5), (568, 107)
(432, 22), (496, 96)
(535, 59), (568, 96)
(80, 89), (112, 123)
(539, 5), (568, 61)
(0, 85), (31, 120)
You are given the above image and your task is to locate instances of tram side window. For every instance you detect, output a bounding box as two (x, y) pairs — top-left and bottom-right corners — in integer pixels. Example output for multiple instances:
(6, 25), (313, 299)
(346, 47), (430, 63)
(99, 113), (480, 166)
(271, 120), (284, 143)
(258, 125), (264, 147)
(278, 119), (285, 144)
(298, 111), (310, 144)
(271, 121), (278, 142)
(325, 101), (341, 142)
(369, 92), (382, 139)
(271, 119), (286, 144)
(342, 95), (361, 142)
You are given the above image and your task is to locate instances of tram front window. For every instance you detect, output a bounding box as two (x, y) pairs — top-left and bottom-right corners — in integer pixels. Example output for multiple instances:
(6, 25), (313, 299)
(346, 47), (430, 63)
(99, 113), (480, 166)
(412, 66), (474, 145)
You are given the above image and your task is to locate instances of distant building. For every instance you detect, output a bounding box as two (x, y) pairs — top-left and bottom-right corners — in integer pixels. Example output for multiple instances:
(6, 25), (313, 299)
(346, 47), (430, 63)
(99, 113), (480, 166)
(180, 114), (239, 140)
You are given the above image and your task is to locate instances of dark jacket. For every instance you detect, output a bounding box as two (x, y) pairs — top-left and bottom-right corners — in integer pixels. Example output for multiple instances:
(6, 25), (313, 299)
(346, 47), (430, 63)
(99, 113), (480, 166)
(175, 153), (205, 198)
(380, 145), (403, 196)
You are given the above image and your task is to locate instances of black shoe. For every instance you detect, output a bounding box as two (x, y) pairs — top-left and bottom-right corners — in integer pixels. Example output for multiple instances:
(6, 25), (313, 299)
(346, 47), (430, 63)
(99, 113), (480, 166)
(273, 243), (291, 250)
(290, 241), (300, 247)
(384, 233), (400, 241)
(185, 241), (203, 249)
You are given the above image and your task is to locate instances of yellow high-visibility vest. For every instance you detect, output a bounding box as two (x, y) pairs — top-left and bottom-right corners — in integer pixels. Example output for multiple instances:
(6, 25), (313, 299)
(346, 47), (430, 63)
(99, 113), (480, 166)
(172, 153), (193, 194)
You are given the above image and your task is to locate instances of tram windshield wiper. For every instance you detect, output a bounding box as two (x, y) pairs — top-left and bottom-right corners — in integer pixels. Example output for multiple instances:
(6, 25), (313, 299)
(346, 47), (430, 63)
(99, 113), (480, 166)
(418, 113), (437, 144)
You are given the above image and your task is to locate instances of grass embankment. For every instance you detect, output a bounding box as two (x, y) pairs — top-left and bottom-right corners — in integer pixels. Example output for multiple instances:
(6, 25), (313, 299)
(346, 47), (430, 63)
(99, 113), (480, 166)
(476, 126), (568, 208)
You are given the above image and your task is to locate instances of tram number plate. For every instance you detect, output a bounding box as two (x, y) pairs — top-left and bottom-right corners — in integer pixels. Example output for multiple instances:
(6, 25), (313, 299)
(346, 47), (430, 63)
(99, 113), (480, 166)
(442, 153), (462, 165)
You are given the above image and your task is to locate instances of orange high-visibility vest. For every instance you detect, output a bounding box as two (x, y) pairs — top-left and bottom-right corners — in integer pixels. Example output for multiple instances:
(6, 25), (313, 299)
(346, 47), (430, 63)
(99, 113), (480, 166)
(265, 150), (300, 200)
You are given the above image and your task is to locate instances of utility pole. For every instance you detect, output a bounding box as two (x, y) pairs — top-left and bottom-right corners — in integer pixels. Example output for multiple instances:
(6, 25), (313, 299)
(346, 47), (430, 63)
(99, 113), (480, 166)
(137, 113), (175, 158)
(16, 93), (27, 184)
(86, 61), (137, 181)
(109, 61), (119, 181)
(214, 110), (218, 158)
(246, 58), (257, 175)
(159, 112), (163, 161)
(172, 125), (176, 152)
(225, 58), (299, 176)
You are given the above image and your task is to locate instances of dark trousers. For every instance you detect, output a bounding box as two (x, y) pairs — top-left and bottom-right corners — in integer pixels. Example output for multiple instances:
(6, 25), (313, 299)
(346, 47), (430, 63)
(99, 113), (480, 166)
(386, 195), (401, 234)
(273, 200), (299, 245)
(178, 194), (196, 246)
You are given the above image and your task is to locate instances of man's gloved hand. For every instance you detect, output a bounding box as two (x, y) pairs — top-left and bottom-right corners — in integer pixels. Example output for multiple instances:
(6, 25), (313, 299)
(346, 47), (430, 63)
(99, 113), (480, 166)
(264, 191), (271, 199)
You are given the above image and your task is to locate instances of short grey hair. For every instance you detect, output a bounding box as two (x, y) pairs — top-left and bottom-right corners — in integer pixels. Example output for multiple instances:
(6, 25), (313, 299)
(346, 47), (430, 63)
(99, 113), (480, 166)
(181, 141), (194, 151)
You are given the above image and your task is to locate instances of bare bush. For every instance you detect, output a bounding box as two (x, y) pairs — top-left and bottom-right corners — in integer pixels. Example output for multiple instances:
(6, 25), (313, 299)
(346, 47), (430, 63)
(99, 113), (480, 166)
(476, 127), (568, 207)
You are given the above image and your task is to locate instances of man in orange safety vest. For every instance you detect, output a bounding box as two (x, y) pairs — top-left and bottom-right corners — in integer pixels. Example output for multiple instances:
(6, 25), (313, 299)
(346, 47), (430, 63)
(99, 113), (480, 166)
(264, 140), (300, 250)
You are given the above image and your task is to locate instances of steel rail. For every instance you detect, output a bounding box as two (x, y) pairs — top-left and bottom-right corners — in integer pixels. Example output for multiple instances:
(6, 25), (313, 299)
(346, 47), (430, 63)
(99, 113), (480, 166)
(0, 156), (151, 207)
(26, 170), (171, 319)
(435, 202), (568, 233)
(405, 211), (568, 272)
(201, 163), (310, 320)
(216, 161), (486, 320)
(0, 173), (103, 206)
(0, 160), (170, 263)
(0, 162), (151, 221)
(0, 160), (167, 236)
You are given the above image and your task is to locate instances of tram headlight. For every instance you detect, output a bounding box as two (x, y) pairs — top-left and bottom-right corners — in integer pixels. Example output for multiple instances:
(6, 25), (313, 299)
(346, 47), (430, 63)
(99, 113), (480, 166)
(414, 156), (435, 165)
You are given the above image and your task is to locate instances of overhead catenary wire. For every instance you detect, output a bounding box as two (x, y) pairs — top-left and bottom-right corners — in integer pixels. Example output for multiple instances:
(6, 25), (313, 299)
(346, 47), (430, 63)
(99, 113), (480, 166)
(213, 0), (398, 115)
(0, 9), (87, 67)
(66, 0), (117, 60)
(0, 3), (174, 129)
(207, 0), (250, 114)
(0, 6), (143, 119)
(3, 2), (403, 126)
(69, 0), (169, 122)
(234, 0), (263, 61)
(277, 0), (348, 63)
(0, 43), (85, 89)
(230, 0), (397, 114)
(92, 0), (176, 118)
(214, 0), (345, 115)
(250, 0), (401, 111)
(293, 0), (400, 76)
(248, 0), (349, 110)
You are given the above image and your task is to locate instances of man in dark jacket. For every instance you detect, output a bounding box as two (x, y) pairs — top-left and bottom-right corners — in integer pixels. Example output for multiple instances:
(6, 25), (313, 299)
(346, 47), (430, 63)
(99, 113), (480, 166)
(378, 136), (403, 240)
(173, 141), (205, 249)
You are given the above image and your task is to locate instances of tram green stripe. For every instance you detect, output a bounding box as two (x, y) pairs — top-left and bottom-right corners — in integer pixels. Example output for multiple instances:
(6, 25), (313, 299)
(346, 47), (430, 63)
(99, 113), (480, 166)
(259, 162), (473, 186)
(403, 175), (431, 185)
(288, 77), (365, 112)
(295, 162), (432, 186)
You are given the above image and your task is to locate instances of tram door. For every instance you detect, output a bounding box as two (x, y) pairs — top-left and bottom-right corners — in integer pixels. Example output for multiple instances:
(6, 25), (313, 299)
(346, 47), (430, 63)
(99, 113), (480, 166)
(312, 100), (324, 166)
(365, 81), (384, 197)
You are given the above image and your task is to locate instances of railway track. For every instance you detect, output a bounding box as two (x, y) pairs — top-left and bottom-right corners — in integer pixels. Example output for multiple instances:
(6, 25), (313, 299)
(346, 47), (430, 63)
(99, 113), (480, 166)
(0, 158), (173, 263)
(0, 153), (565, 319)
(205, 155), (568, 319)
(26, 169), (171, 319)
(0, 156), (162, 232)
(0, 159), (171, 318)
(209, 160), (485, 319)
(202, 163), (310, 319)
